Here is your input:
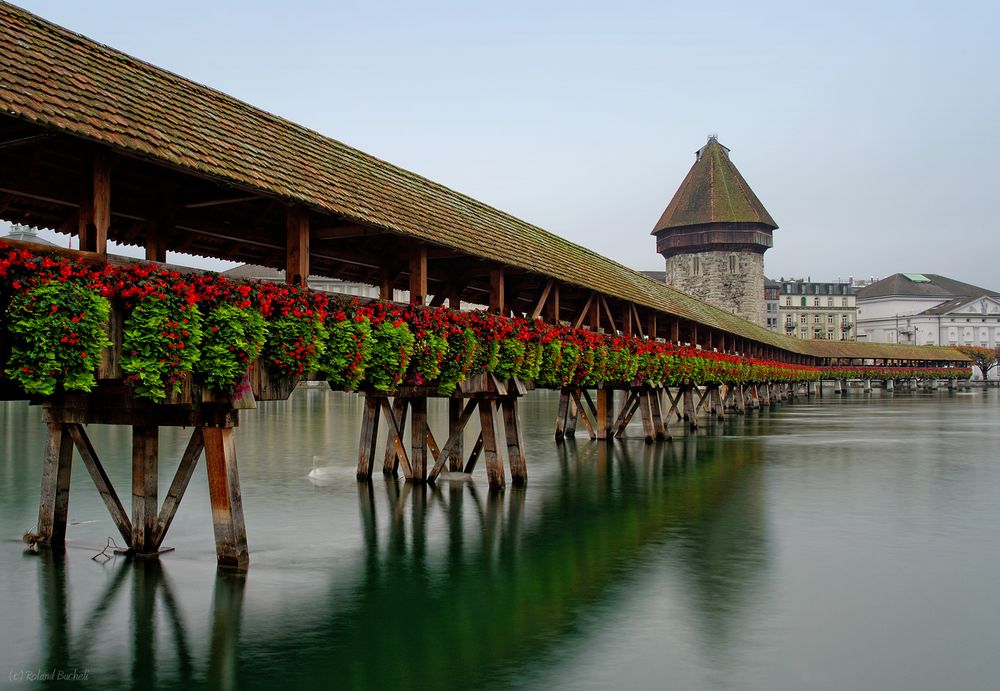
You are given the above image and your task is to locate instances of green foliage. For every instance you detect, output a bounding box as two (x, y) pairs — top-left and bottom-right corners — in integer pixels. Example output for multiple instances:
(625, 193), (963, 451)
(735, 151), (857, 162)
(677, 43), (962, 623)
(490, 338), (526, 381)
(438, 328), (478, 395)
(536, 340), (566, 388)
(517, 340), (544, 382)
(409, 331), (449, 386)
(323, 316), (373, 389)
(4, 280), (111, 396)
(367, 320), (415, 392)
(264, 315), (328, 379)
(559, 343), (581, 387)
(196, 304), (267, 394)
(121, 297), (203, 401)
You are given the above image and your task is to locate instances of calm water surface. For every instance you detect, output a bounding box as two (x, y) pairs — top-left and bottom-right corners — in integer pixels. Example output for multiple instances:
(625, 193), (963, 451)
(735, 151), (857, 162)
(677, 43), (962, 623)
(1, 388), (998, 690)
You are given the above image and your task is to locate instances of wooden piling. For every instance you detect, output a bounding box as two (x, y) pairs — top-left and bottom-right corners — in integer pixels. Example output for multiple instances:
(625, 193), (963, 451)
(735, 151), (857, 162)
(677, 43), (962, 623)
(203, 427), (249, 570)
(596, 387), (615, 441)
(410, 397), (428, 482)
(447, 398), (465, 471)
(501, 398), (527, 486)
(356, 394), (381, 480)
(34, 423), (74, 548)
(131, 425), (159, 553)
(478, 400), (505, 490)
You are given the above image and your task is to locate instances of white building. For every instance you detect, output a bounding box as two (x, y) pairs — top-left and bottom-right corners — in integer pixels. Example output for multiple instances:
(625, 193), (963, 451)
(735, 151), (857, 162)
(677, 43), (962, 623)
(856, 273), (1000, 379)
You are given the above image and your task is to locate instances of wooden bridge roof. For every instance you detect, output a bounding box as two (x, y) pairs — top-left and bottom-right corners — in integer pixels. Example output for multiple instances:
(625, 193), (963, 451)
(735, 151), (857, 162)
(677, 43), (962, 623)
(0, 3), (967, 366)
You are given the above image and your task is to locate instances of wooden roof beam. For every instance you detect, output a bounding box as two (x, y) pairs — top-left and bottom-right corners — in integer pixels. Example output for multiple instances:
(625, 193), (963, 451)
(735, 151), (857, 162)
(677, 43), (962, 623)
(183, 194), (263, 209)
(313, 223), (387, 241)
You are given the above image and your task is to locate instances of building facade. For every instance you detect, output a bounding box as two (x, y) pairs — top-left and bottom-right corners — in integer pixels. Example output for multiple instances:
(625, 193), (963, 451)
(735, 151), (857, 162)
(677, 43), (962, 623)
(856, 274), (1000, 378)
(652, 137), (777, 326)
(765, 278), (781, 332)
(778, 279), (857, 340)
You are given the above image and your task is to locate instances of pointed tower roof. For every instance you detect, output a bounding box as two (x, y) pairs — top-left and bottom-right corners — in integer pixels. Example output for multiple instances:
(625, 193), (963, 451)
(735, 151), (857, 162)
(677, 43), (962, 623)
(652, 137), (777, 233)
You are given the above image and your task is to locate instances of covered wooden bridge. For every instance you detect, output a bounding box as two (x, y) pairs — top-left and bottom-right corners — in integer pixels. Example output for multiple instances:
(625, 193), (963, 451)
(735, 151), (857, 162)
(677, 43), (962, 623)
(0, 3), (968, 569)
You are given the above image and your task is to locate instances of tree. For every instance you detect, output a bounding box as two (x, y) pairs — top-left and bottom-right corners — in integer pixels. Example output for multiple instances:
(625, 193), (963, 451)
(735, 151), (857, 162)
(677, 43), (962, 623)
(957, 345), (1000, 380)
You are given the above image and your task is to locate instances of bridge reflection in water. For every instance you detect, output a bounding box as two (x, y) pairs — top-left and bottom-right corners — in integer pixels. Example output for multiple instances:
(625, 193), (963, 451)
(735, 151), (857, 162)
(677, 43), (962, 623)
(23, 418), (769, 691)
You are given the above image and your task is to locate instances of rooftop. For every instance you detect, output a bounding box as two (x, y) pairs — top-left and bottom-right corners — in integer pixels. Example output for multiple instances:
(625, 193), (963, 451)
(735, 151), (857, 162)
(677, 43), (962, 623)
(652, 137), (777, 233)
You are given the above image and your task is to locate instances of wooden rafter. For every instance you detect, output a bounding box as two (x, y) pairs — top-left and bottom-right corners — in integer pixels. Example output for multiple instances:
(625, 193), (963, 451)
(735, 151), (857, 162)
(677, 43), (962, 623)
(530, 278), (555, 320)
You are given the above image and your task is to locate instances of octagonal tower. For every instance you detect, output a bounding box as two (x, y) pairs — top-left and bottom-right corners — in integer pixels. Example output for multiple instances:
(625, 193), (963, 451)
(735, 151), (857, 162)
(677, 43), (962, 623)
(652, 136), (777, 326)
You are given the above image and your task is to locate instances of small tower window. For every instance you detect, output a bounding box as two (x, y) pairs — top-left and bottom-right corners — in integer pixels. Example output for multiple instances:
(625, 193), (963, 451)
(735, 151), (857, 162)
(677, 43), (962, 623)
(691, 256), (701, 275)
(727, 254), (738, 274)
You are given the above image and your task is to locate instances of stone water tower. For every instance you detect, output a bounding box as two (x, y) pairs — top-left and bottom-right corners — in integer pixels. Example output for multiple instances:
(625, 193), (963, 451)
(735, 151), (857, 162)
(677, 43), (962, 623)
(652, 136), (777, 326)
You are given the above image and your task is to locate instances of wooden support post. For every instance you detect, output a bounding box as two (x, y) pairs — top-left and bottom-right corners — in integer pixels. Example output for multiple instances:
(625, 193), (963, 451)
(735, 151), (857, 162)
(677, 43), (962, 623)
(571, 389), (597, 440)
(79, 151), (110, 256)
(489, 268), (505, 314)
(379, 273), (393, 302)
(501, 398), (527, 486)
(145, 222), (168, 263)
(447, 398), (465, 471)
(649, 389), (669, 440)
(613, 391), (640, 438)
(203, 427), (249, 570)
(555, 389), (571, 441)
(530, 279), (554, 320)
(152, 429), (205, 550)
(429, 398), (477, 481)
(381, 398), (411, 478)
(34, 423), (74, 548)
(711, 385), (725, 421)
(285, 206), (310, 286)
(478, 400), (505, 489)
(665, 387), (683, 420)
(736, 384), (747, 414)
(638, 390), (656, 443)
(670, 319), (680, 343)
(545, 282), (560, 324)
(66, 423), (132, 545)
(410, 397), (428, 481)
(409, 244), (428, 306)
(464, 433), (484, 475)
(589, 294), (602, 332)
(573, 293), (596, 329)
(382, 398), (409, 476)
(595, 388), (615, 441)
(683, 385), (698, 429)
(356, 394), (382, 480)
(647, 312), (657, 341)
(131, 425), (158, 553)
(565, 394), (579, 436)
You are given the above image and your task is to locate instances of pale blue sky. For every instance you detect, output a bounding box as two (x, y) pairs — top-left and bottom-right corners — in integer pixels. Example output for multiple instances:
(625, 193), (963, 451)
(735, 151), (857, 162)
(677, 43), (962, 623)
(8, 1), (1000, 287)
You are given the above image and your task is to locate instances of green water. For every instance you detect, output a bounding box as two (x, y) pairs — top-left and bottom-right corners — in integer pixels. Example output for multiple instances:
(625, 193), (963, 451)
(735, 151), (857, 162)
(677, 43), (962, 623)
(2, 388), (998, 690)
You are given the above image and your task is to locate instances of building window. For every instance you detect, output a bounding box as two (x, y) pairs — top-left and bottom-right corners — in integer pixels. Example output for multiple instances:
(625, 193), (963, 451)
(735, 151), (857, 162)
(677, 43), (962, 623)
(841, 297), (848, 307)
(691, 256), (701, 275)
(813, 314), (821, 324)
(801, 297), (807, 307)
(827, 315), (834, 325)
(813, 297), (820, 307)
(728, 254), (737, 273)
(800, 315), (807, 325)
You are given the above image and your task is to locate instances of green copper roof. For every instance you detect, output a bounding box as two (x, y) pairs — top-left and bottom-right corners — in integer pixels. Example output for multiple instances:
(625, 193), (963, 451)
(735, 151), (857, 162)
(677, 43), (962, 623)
(652, 137), (777, 233)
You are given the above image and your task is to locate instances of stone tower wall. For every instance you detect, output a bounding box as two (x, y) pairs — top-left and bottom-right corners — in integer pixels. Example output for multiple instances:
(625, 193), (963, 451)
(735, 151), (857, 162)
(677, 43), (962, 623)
(664, 250), (765, 326)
